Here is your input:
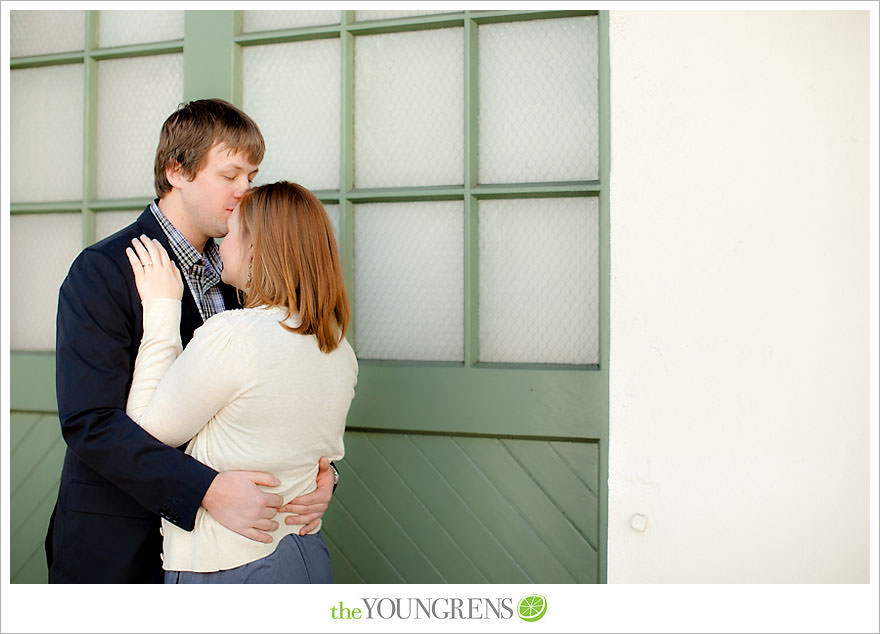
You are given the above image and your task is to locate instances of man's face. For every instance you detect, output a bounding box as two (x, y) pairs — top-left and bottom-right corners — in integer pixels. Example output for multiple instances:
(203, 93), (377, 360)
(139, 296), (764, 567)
(171, 143), (259, 242)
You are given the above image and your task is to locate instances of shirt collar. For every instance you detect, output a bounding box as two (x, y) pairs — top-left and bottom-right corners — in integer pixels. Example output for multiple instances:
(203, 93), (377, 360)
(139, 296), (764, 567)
(149, 199), (223, 272)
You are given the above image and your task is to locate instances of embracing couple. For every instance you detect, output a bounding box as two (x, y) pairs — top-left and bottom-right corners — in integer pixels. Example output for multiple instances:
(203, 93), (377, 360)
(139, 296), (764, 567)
(45, 98), (357, 584)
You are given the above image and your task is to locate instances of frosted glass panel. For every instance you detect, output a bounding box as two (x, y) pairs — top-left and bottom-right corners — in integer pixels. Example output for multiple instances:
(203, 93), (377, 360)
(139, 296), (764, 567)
(10, 10), (84, 57)
(479, 197), (599, 364)
(324, 204), (340, 247)
(356, 10), (457, 21)
(479, 17), (598, 184)
(243, 10), (340, 31)
(355, 202), (463, 361)
(98, 11), (184, 48)
(96, 54), (183, 199)
(95, 210), (141, 242)
(10, 65), (84, 203)
(243, 40), (340, 190)
(355, 28), (463, 188)
(11, 214), (83, 351)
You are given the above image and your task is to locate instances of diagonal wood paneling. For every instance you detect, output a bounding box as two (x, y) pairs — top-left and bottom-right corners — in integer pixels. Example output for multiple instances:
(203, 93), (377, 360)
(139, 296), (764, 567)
(502, 439), (599, 546)
(322, 431), (599, 583)
(10, 412), (65, 584)
(340, 433), (489, 583)
(11, 411), (41, 451)
(9, 421), (600, 584)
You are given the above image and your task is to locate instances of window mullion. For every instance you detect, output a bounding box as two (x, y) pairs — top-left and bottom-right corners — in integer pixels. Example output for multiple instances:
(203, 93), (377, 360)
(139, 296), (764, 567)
(82, 10), (99, 247)
(182, 11), (237, 102)
(463, 15), (479, 367)
(340, 10), (356, 348)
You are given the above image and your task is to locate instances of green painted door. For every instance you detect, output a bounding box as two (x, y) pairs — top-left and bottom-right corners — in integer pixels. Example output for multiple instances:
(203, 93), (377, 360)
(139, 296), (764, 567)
(9, 9), (608, 584)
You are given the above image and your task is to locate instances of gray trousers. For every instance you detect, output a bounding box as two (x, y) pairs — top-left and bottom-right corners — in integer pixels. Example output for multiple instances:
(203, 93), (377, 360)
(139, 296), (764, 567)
(164, 532), (333, 584)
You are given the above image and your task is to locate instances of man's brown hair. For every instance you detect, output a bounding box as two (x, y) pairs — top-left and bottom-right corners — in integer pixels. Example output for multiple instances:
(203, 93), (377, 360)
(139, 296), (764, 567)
(238, 181), (350, 353)
(153, 98), (265, 198)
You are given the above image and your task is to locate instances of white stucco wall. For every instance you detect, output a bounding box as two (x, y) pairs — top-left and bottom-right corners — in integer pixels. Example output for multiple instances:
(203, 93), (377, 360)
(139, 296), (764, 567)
(608, 11), (870, 582)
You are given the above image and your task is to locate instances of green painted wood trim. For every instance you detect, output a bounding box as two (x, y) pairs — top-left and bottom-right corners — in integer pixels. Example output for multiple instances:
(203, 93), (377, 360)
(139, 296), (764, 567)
(82, 209), (97, 246)
(340, 195), (355, 350)
(464, 199), (479, 367)
(235, 27), (340, 47)
(183, 11), (237, 101)
(9, 52), (85, 69)
(9, 203), (83, 214)
(85, 9), (97, 51)
(87, 198), (153, 211)
(463, 17), (479, 367)
(339, 11), (355, 195)
(312, 192), (341, 204)
(347, 365), (607, 439)
(89, 41), (184, 61)
(340, 11), (356, 350)
(473, 361), (600, 371)
(472, 182), (600, 198)
(82, 12), (99, 247)
(348, 426), (599, 444)
(11, 197), (172, 215)
(346, 186), (464, 202)
(468, 10), (597, 24)
(230, 11), (244, 106)
(231, 10), (598, 44)
(597, 9), (611, 585)
(5, 356), (614, 429)
(325, 183), (601, 204)
(343, 15), (465, 36)
(10, 352), (57, 413)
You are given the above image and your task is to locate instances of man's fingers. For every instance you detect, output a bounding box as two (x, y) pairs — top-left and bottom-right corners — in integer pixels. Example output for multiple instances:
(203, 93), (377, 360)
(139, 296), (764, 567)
(279, 501), (327, 514)
(252, 518), (279, 532)
(284, 484), (332, 510)
(262, 492), (284, 508)
(241, 529), (273, 544)
(285, 512), (321, 526)
(299, 519), (321, 536)
(259, 506), (277, 520)
(244, 470), (281, 488)
(292, 490), (327, 504)
(278, 498), (315, 513)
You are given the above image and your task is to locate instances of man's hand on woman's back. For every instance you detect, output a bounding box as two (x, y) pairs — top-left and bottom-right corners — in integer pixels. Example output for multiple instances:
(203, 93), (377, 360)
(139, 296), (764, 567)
(201, 470), (283, 543)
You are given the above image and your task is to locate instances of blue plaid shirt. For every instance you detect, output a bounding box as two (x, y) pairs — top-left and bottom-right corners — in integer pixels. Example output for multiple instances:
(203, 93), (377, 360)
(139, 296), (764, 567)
(150, 200), (226, 322)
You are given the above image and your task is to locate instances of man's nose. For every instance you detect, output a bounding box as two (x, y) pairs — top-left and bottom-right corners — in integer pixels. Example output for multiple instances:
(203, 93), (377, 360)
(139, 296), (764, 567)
(233, 176), (249, 199)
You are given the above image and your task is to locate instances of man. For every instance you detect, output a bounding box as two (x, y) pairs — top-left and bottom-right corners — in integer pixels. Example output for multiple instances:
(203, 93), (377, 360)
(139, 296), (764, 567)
(46, 98), (336, 583)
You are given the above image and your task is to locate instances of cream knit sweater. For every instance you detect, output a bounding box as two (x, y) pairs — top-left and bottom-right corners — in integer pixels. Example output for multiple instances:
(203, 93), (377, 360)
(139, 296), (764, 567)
(126, 299), (357, 572)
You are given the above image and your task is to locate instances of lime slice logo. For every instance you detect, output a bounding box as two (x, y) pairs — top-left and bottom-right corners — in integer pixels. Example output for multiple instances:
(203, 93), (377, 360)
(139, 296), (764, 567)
(517, 595), (547, 622)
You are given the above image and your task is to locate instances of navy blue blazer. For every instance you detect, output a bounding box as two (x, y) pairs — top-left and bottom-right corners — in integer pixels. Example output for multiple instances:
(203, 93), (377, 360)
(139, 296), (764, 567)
(46, 205), (241, 583)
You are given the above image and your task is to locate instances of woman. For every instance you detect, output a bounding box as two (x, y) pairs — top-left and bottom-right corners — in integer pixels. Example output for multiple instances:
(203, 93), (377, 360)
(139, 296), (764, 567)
(124, 181), (357, 583)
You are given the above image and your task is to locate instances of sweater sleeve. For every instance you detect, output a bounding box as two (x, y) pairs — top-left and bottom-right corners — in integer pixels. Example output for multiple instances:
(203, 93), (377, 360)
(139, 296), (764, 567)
(126, 309), (246, 448)
(126, 298), (184, 427)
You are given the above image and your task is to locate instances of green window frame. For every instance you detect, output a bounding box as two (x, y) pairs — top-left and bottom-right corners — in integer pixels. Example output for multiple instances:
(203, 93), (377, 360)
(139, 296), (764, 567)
(10, 9), (610, 583)
(11, 7), (609, 393)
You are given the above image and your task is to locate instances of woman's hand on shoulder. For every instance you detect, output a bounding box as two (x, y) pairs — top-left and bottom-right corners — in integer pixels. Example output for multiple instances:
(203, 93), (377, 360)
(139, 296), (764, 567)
(126, 235), (184, 301)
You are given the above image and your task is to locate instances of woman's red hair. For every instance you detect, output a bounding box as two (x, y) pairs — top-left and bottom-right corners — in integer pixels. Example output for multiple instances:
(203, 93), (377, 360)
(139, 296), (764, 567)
(238, 181), (349, 353)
